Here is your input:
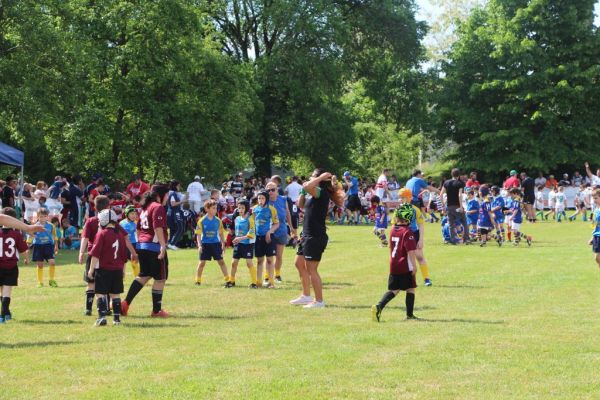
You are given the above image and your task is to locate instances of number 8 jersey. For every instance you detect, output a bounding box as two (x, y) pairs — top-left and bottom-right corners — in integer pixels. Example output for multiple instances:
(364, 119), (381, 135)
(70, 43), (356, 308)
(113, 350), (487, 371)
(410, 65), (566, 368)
(389, 224), (417, 275)
(0, 228), (28, 269)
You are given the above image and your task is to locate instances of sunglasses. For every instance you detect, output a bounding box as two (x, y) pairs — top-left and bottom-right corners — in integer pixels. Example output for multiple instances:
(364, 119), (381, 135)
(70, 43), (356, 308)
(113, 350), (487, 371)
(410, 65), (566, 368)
(268, 188), (277, 192)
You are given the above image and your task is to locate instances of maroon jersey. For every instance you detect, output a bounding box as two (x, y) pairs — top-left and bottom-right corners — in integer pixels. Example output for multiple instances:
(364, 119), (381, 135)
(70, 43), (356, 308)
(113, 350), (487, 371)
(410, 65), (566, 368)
(138, 202), (168, 244)
(0, 228), (28, 269)
(83, 216), (128, 252)
(89, 227), (128, 271)
(389, 224), (417, 274)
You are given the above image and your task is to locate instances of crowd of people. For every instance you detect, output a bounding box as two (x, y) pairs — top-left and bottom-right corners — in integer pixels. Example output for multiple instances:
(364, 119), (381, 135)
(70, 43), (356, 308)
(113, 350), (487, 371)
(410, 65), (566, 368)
(1, 161), (600, 324)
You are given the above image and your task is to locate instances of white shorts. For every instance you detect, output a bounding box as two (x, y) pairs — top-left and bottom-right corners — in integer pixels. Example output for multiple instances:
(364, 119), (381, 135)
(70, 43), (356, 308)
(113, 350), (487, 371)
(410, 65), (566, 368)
(555, 207), (565, 213)
(511, 222), (521, 231)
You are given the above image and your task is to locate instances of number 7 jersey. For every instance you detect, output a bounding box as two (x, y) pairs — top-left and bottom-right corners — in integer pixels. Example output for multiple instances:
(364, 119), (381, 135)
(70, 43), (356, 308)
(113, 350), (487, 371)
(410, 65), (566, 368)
(389, 224), (417, 274)
(0, 228), (28, 269)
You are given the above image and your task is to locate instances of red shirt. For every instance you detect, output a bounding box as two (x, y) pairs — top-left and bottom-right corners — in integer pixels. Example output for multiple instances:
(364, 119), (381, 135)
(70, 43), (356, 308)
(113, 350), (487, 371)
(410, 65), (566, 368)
(466, 179), (480, 188)
(0, 229), (28, 269)
(89, 227), (128, 271)
(503, 176), (521, 190)
(83, 216), (127, 252)
(138, 202), (168, 243)
(126, 181), (150, 200)
(389, 224), (417, 274)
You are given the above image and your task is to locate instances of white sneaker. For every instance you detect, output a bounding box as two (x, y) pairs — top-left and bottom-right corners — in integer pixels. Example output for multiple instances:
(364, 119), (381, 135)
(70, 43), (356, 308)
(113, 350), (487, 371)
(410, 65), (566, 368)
(167, 244), (179, 250)
(289, 295), (313, 305)
(303, 301), (325, 309)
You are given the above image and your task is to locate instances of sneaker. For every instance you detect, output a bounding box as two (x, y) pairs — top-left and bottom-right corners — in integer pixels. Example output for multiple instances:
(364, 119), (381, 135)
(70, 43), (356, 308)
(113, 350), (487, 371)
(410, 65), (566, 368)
(150, 310), (169, 318)
(195, 281), (201, 286)
(4, 314), (11, 321)
(95, 317), (108, 327)
(289, 295), (314, 305)
(303, 301), (325, 309)
(275, 276), (282, 283)
(167, 244), (179, 251)
(249, 283), (258, 289)
(113, 320), (121, 326)
(479, 242), (487, 247)
(229, 281), (236, 287)
(84, 309), (92, 316)
(406, 315), (420, 320)
(37, 282), (44, 288)
(49, 280), (58, 288)
(120, 300), (129, 316)
(526, 236), (532, 247)
(262, 278), (269, 286)
(223, 281), (233, 288)
(424, 278), (432, 287)
(371, 305), (382, 322)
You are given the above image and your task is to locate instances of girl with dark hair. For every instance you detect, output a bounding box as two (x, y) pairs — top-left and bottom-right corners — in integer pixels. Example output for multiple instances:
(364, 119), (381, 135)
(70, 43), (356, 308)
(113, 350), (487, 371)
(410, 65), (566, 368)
(167, 180), (184, 250)
(290, 169), (344, 308)
(121, 184), (170, 317)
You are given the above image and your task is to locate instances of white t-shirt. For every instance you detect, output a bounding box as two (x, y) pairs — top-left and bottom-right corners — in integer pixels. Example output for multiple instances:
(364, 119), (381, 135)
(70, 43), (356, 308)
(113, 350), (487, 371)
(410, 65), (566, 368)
(285, 181), (302, 203)
(547, 190), (556, 207)
(535, 191), (544, 210)
(591, 175), (600, 186)
(554, 192), (566, 211)
(186, 181), (204, 202)
(534, 177), (546, 187)
(376, 175), (388, 199)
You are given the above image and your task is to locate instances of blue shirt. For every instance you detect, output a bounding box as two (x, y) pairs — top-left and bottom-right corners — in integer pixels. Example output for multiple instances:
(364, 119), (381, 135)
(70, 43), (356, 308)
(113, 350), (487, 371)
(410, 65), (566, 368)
(120, 219), (138, 244)
(593, 209), (600, 237)
(253, 205), (279, 236)
(511, 199), (523, 224)
(32, 222), (56, 245)
(195, 215), (224, 244)
(466, 199), (479, 225)
(478, 199), (494, 228)
(492, 196), (505, 221)
(375, 205), (388, 229)
(268, 196), (288, 237)
(347, 177), (359, 196)
(234, 214), (256, 244)
(406, 177), (428, 201)
(168, 191), (182, 214)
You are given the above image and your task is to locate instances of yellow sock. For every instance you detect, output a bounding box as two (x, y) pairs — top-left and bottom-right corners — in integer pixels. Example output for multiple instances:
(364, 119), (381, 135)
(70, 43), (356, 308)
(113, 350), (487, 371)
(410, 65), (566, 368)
(196, 276), (202, 283)
(230, 276), (236, 283)
(263, 272), (269, 280)
(420, 263), (430, 280)
(249, 266), (257, 285)
(223, 275), (230, 282)
(36, 267), (44, 283)
(49, 265), (56, 280)
(275, 267), (281, 276)
(131, 260), (140, 276)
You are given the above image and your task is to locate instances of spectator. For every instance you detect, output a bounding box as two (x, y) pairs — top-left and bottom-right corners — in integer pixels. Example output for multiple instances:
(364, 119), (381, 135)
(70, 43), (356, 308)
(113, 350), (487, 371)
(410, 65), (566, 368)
(125, 174), (150, 203)
(545, 174), (558, 189)
(534, 172), (547, 188)
(572, 171), (584, 187)
(520, 172), (536, 222)
(465, 171), (481, 188)
(503, 170), (521, 190)
(406, 169), (439, 208)
(2, 176), (16, 208)
(231, 173), (244, 199)
(440, 168), (469, 244)
(558, 173), (571, 187)
(387, 175), (400, 201)
(584, 162), (600, 186)
(186, 175), (205, 214)
(375, 169), (390, 200)
(285, 176), (302, 203)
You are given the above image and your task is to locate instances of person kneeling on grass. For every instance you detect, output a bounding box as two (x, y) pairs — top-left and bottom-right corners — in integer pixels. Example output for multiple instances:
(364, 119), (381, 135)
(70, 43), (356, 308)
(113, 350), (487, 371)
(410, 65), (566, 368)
(372, 203), (419, 322)
(88, 209), (128, 326)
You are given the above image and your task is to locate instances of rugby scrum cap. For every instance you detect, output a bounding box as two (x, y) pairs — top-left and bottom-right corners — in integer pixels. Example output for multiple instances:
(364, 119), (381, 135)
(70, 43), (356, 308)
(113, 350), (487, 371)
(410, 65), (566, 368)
(395, 203), (413, 222)
(98, 209), (119, 228)
(510, 170), (518, 176)
(124, 205), (137, 217)
(343, 171), (351, 177)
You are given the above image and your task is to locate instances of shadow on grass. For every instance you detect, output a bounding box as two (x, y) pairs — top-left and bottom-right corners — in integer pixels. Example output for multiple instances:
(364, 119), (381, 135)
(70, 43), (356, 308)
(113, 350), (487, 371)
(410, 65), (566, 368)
(123, 322), (193, 329)
(413, 317), (505, 325)
(0, 340), (78, 349)
(434, 284), (488, 289)
(125, 314), (247, 321)
(327, 304), (437, 311)
(17, 319), (80, 325)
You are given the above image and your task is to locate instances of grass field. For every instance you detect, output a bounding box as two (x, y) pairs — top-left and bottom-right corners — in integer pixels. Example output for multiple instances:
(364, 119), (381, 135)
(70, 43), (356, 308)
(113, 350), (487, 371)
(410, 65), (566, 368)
(1, 220), (600, 399)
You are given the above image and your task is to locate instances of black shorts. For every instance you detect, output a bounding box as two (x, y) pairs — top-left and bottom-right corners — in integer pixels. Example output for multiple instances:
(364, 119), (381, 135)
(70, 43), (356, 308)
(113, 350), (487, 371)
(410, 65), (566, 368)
(32, 244), (54, 262)
(296, 234), (328, 261)
(233, 243), (254, 260)
(430, 202), (438, 211)
(478, 227), (491, 235)
(0, 267), (18, 286)
(388, 273), (416, 291)
(411, 198), (424, 209)
(200, 243), (223, 261)
(138, 249), (169, 280)
(346, 194), (361, 212)
(413, 230), (420, 243)
(93, 269), (124, 295)
(523, 194), (535, 205)
(84, 255), (94, 283)
(255, 235), (276, 258)
(593, 236), (600, 253)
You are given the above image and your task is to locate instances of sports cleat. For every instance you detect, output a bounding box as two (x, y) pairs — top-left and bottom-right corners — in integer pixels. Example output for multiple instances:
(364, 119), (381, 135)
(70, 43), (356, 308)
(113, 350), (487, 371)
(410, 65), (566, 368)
(84, 309), (92, 316)
(289, 295), (314, 305)
(113, 320), (121, 326)
(526, 236), (532, 247)
(479, 242), (487, 247)
(262, 278), (269, 286)
(223, 281), (233, 288)
(120, 300), (129, 316)
(249, 283), (258, 289)
(150, 309), (169, 318)
(167, 244), (179, 251)
(229, 281), (236, 287)
(4, 314), (11, 321)
(406, 315), (420, 320)
(424, 278), (432, 286)
(275, 276), (282, 283)
(371, 305), (382, 322)
(303, 301), (325, 309)
(95, 317), (108, 327)
(48, 280), (58, 288)
(195, 281), (201, 286)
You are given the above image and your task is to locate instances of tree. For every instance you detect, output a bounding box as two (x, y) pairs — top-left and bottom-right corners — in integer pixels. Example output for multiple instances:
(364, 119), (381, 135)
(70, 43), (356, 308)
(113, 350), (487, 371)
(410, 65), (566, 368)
(434, 0), (600, 176)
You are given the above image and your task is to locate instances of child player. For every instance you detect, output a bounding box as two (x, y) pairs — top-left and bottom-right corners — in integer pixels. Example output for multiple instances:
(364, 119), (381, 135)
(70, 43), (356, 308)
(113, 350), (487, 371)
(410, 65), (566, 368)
(87, 209), (128, 326)
(554, 185), (567, 222)
(120, 205), (140, 277)
(0, 208), (29, 323)
(371, 195), (388, 247)
(31, 208), (59, 287)
(476, 186), (497, 247)
(465, 188), (479, 242)
(194, 199), (230, 286)
(588, 189), (600, 269)
(535, 186), (545, 221)
(252, 191), (280, 288)
(371, 203), (419, 322)
(509, 188), (532, 246)
(229, 199), (258, 288)
(491, 186), (506, 244)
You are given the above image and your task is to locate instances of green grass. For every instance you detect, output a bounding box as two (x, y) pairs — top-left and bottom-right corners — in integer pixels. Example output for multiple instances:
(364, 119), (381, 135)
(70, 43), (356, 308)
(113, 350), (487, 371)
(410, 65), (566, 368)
(2, 220), (600, 399)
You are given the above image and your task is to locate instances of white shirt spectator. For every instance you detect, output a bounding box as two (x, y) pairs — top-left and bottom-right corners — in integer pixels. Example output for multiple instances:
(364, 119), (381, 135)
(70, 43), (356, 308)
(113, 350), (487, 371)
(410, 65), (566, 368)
(286, 181), (302, 203)
(375, 174), (388, 199)
(186, 178), (205, 213)
(534, 176), (546, 187)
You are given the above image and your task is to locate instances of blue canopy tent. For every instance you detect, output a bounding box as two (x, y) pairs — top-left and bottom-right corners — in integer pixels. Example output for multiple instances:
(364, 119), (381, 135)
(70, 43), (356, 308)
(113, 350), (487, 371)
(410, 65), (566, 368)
(0, 142), (25, 217)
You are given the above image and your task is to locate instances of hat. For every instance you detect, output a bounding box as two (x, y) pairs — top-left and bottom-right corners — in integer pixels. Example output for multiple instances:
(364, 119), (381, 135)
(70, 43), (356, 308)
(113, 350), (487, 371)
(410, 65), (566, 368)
(343, 171), (350, 177)
(194, 175), (201, 180)
(563, 173), (569, 178)
(510, 170), (517, 176)
(124, 205), (137, 217)
(395, 204), (413, 222)
(98, 209), (119, 228)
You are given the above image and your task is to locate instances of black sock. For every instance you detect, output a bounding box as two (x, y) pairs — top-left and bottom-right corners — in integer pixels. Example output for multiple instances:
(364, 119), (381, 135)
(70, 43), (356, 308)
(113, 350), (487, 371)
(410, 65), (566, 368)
(405, 292), (415, 317)
(152, 289), (163, 313)
(1, 296), (10, 317)
(112, 298), (121, 322)
(85, 290), (94, 312)
(377, 291), (396, 310)
(104, 295), (111, 313)
(125, 280), (144, 304)
(97, 296), (107, 318)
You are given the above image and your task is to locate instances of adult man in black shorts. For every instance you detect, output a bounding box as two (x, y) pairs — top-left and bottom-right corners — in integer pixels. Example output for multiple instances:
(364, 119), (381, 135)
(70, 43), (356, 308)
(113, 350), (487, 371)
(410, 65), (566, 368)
(440, 168), (470, 244)
(520, 172), (536, 222)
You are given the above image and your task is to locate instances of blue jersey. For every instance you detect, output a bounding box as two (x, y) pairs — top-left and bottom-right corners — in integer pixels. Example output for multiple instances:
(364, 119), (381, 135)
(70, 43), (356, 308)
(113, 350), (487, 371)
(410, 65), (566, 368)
(64, 225), (78, 240)
(31, 222), (57, 245)
(252, 205), (279, 236)
(195, 215), (224, 244)
(347, 177), (359, 196)
(268, 195), (288, 237)
(234, 214), (256, 244)
(511, 199), (523, 223)
(593, 209), (600, 237)
(120, 219), (138, 244)
(375, 205), (388, 229)
(478, 199), (494, 228)
(492, 196), (505, 222)
(406, 177), (428, 201)
(466, 199), (479, 225)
